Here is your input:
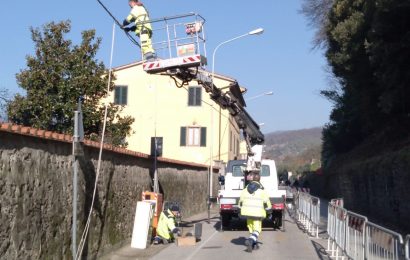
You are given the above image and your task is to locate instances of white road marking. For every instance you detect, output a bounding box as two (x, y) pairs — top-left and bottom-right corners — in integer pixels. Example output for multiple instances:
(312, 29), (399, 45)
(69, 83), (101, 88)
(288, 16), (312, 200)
(185, 230), (219, 260)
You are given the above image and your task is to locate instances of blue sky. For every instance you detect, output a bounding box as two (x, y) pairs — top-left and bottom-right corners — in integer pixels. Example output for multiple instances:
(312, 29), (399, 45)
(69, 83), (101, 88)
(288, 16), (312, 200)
(0, 1), (332, 134)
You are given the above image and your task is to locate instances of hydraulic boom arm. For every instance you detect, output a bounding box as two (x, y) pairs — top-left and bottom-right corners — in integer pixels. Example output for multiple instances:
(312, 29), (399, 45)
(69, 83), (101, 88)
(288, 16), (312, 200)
(172, 69), (265, 172)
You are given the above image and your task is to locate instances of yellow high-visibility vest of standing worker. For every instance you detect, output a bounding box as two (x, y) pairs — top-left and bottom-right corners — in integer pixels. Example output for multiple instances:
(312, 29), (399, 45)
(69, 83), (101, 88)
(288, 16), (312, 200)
(239, 173), (272, 252)
(123, 0), (156, 60)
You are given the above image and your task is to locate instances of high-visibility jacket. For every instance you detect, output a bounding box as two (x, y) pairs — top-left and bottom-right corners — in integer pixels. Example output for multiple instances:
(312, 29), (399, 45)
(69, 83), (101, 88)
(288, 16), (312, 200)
(126, 3), (152, 34)
(239, 181), (271, 218)
(156, 209), (177, 240)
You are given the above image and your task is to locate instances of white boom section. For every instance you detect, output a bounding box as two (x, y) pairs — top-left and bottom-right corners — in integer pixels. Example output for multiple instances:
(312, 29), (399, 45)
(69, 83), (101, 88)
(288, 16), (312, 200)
(246, 144), (263, 172)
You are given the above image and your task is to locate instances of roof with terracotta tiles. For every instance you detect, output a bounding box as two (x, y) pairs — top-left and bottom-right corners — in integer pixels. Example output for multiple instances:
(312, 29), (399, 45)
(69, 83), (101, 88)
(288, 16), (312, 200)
(0, 122), (213, 169)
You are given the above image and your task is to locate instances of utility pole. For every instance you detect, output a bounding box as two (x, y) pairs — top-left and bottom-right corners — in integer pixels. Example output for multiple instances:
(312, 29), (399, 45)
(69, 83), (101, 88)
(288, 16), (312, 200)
(72, 98), (84, 259)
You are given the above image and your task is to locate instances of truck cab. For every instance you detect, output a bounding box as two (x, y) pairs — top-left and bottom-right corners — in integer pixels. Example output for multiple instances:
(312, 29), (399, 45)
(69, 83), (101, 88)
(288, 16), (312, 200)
(218, 159), (286, 230)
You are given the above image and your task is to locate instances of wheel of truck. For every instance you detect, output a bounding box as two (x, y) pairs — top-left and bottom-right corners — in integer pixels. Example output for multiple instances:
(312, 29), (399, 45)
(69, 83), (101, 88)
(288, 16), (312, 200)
(220, 213), (231, 231)
(281, 209), (286, 232)
(272, 211), (283, 230)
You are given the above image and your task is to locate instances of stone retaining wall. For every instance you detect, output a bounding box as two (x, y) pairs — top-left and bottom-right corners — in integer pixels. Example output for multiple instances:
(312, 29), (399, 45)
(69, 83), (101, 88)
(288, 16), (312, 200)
(0, 124), (218, 259)
(306, 147), (410, 234)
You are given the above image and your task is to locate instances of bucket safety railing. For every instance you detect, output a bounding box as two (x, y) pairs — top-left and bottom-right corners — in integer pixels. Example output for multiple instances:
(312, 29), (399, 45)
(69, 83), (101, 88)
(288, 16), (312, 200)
(143, 13), (207, 62)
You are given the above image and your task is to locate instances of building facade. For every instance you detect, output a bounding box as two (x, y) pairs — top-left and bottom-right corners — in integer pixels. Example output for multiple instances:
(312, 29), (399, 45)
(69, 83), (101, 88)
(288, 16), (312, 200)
(108, 61), (243, 165)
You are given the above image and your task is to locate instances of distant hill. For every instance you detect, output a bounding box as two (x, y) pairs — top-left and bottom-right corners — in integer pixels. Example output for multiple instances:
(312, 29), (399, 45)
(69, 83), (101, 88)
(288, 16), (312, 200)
(263, 127), (323, 173)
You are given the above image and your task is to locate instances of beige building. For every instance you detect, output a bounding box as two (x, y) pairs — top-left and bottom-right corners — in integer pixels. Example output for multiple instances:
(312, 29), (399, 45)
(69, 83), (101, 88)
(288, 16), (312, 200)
(108, 61), (244, 165)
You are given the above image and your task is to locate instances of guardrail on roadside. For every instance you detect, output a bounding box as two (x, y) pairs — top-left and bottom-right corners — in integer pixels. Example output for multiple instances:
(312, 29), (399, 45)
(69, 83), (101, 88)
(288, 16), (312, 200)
(327, 203), (347, 259)
(324, 199), (408, 260)
(366, 222), (403, 260)
(345, 211), (367, 260)
(291, 191), (410, 259)
(294, 189), (321, 238)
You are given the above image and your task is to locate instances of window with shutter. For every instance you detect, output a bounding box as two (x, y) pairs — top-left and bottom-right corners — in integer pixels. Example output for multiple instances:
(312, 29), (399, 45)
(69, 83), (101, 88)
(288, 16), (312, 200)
(181, 126), (206, 147)
(188, 86), (202, 106)
(114, 85), (128, 105)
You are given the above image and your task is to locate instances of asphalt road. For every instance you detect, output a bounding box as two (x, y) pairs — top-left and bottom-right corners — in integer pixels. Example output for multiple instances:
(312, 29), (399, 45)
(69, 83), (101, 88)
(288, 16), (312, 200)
(101, 205), (331, 260)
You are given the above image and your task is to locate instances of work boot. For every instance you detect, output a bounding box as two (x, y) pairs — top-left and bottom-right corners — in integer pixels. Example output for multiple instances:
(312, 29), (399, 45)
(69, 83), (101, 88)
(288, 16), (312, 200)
(245, 238), (253, 253)
(144, 52), (156, 61)
(153, 236), (161, 245)
(253, 241), (259, 250)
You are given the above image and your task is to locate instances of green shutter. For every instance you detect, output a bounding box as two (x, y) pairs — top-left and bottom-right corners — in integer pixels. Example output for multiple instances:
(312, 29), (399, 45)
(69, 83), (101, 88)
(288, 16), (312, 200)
(114, 87), (120, 104)
(200, 127), (206, 147)
(122, 86), (128, 105)
(188, 88), (194, 106)
(196, 87), (202, 106)
(180, 127), (186, 146)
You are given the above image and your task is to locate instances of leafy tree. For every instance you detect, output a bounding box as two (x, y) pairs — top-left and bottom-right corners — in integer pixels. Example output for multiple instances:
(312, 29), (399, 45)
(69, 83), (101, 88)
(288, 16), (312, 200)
(7, 20), (134, 146)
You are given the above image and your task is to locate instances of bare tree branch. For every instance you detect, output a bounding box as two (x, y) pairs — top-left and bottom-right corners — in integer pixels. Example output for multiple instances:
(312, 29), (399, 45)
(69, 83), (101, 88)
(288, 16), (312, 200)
(300, 0), (334, 49)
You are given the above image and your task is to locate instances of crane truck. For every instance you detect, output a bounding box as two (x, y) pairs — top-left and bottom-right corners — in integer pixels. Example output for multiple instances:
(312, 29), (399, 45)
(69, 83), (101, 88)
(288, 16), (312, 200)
(217, 150), (286, 231)
(138, 13), (286, 232)
(108, 12), (285, 231)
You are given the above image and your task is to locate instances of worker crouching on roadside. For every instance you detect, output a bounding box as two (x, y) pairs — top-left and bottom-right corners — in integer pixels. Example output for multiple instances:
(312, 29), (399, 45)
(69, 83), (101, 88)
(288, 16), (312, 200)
(239, 172), (272, 252)
(153, 205), (181, 244)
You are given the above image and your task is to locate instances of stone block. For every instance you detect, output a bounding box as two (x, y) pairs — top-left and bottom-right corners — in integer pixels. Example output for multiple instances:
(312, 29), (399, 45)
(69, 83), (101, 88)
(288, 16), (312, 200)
(176, 236), (196, 246)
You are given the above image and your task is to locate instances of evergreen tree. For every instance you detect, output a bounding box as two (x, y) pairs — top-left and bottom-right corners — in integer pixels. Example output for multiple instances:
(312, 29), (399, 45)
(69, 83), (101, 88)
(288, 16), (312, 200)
(302, 0), (410, 167)
(7, 20), (134, 146)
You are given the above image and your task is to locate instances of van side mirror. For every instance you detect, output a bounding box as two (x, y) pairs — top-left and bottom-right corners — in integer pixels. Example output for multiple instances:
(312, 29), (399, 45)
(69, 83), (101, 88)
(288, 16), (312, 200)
(218, 175), (225, 186)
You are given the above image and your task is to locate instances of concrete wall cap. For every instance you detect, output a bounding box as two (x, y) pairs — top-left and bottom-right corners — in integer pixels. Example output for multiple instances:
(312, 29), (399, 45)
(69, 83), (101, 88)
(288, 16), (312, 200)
(0, 122), (208, 169)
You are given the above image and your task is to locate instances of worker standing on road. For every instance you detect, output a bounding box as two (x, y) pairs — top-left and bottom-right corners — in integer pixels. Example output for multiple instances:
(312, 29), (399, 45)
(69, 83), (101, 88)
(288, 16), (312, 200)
(153, 205), (181, 244)
(123, 0), (156, 61)
(239, 172), (272, 252)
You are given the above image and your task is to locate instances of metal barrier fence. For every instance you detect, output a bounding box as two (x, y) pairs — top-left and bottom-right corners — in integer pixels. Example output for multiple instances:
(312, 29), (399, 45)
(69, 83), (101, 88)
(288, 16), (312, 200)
(295, 191), (321, 238)
(327, 203), (347, 259)
(310, 196), (321, 238)
(346, 212), (367, 260)
(324, 198), (408, 260)
(290, 191), (409, 260)
(331, 198), (344, 208)
(366, 222), (403, 260)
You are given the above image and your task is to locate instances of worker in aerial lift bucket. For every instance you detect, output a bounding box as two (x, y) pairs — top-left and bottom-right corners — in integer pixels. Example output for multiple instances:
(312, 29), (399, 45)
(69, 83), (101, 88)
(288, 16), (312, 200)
(153, 205), (182, 244)
(239, 172), (272, 252)
(123, 0), (156, 61)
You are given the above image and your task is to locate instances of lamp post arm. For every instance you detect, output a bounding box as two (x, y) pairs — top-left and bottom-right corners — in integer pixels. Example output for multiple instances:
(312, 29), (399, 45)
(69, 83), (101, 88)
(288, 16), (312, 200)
(246, 91), (274, 101)
(246, 93), (265, 101)
(211, 33), (249, 85)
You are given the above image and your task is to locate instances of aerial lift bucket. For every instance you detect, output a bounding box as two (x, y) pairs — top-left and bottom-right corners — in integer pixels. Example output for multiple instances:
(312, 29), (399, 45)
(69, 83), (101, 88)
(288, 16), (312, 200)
(140, 13), (208, 74)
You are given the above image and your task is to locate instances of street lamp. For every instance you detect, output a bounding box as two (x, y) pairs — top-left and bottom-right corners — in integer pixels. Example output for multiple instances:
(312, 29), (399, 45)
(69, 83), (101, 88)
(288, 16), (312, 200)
(211, 28), (264, 87)
(210, 26), (265, 162)
(207, 28), (264, 223)
(246, 91), (273, 101)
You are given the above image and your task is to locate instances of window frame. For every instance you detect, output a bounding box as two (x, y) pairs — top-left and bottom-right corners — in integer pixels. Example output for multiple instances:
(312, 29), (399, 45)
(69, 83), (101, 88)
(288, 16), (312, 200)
(114, 85), (128, 105)
(180, 126), (206, 147)
(188, 86), (202, 106)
